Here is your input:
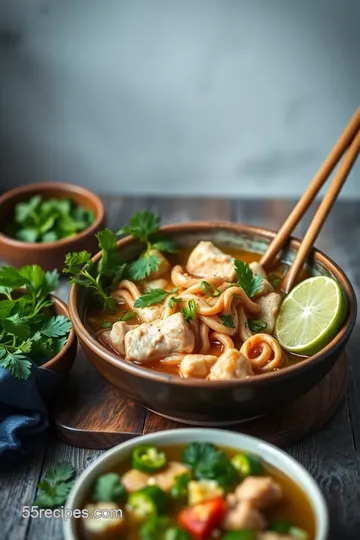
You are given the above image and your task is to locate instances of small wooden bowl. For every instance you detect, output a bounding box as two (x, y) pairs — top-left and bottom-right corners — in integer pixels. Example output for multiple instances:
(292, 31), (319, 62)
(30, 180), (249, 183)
(0, 182), (106, 271)
(69, 222), (357, 425)
(42, 294), (77, 375)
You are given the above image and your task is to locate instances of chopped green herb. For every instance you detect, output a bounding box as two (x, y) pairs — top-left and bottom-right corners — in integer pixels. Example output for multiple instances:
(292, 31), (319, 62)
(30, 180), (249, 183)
(220, 314), (235, 328)
(181, 299), (197, 321)
(63, 229), (126, 310)
(102, 321), (113, 328)
(134, 289), (170, 309)
(169, 297), (182, 309)
(12, 196), (95, 243)
(268, 272), (282, 288)
(171, 473), (191, 500)
(33, 462), (75, 508)
(201, 281), (220, 297)
(92, 473), (127, 504)
(248, 319), (268, 333)
(120, 311), (137, 322)
(118, 211), (177, 281)
(234, 260), (263, 298)
(0, 265), (72, 380)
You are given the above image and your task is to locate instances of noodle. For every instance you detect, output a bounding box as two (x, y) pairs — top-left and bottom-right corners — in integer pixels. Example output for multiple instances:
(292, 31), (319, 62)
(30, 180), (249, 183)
(240, 334), (283, 372)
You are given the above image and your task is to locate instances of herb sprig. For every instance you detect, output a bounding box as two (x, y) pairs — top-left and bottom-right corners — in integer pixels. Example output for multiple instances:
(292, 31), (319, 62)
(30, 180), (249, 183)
(0, 265), (72, 379)
(33, 462), (76, 508)
(234, 260), (263, 298)
(13, 196), (95, 243)
(118, 210), (177, 281)
(63, 229), (126, 310)
(134, 287), (178, 309)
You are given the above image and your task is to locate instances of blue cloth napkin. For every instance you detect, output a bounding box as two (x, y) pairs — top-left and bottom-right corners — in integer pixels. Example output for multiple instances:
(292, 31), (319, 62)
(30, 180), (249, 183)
(0, 365), (63, 468)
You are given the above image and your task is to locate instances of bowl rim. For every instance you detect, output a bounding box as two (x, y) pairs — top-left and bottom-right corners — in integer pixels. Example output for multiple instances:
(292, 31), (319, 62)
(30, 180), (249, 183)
(68, 220), (357, 387)
(41, 293), (77, 370)
(63, 428), (329, 540)
(0, 181), (105, 250)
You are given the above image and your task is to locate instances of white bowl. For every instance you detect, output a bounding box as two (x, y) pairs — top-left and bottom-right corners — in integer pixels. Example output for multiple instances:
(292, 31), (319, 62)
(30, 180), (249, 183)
(64, 429), (329, 540)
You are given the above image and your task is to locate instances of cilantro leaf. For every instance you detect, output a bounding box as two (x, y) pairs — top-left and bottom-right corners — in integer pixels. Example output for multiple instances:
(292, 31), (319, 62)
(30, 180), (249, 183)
(126, 254), (160, 281)
(0, 266), (26, 289)
(64, 251), (92, 274)
(2, 314), (31, 340)
(120, 311), (136, 321)
(221, 314), (235, 328)
(234, 259), (263, 298)
(134, 289), (169, 308)
(33, 462), (76, 508)
(92, 473), (127, 504)
(0, 300), (14, 319)
(41, 315), (72, 338)
(118, 210), (160, 242)
(0, 352), (32, 379)
(248, 319), (268, 333)
(181, 299), (197, 321)
(152, 239), (178, 253)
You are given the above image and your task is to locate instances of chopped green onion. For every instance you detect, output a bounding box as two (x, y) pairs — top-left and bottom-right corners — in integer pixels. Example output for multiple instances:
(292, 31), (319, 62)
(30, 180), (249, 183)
(200, 281), (220, 297)
(248, 319), (267, 333)
(181, 299), (197, 321)
(169, 297), (183, 309)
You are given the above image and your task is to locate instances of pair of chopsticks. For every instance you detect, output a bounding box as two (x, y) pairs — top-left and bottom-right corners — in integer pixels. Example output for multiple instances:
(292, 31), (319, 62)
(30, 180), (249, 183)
(260, 108), (360, 294)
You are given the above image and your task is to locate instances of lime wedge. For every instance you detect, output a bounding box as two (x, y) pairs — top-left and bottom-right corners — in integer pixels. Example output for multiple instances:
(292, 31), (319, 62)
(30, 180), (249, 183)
(275, 276), (347, 355)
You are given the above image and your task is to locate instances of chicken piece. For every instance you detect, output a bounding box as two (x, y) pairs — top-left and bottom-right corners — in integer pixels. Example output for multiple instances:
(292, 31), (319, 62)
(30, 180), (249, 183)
(222, 499), (266, 531)
(143, 278), (170, 291)
(249, 262), (274, 298)
(235, 476), (283, 509)
(147, 249), (171, 279)
(82, 502), (125, 538)
(136, 304), (163, 323)
(180, 354), (218, 378)
(208, 349), (254, 380)
(257, 534), (294, 540)
(149, 461), (190, 492)
(186, 241), (236, 281)
(121, 469), (150, 492)
(255, 293), (282, 335)
(125, 313), (195, 363)
(109, 321), (130, 356)
(188, 480), (224, 505)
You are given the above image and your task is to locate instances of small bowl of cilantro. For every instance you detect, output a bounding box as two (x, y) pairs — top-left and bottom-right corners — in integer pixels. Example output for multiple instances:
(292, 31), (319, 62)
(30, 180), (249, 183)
(0, 264), (77, 380)
(0, 182), (105, 271)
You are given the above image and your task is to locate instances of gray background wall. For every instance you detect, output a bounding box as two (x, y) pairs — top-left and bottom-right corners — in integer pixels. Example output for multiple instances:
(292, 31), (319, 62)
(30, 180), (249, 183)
(1, 0), (359, 197)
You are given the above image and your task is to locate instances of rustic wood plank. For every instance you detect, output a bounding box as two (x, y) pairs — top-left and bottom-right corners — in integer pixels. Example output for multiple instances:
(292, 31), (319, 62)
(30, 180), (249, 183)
(0, 435), (48, 540)
(26, 440), (104, 540)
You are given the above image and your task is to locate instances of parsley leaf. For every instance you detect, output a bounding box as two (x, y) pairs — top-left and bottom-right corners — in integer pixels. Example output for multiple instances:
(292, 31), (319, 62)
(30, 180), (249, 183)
(12, 196), (95, 243)
(126, 254), (160, 281)
(92, 473), (127, 503)
(0, 351), (32, 379)
(152, 238), (178, 253)
(234, 260), (263, 298)
(41, 315), (72, 338)
(120, 311), (136, 321)
(0, 266), (27, 289)
(221, 314), (235, 328)
(2, 314), (31, 340)
(181, 299), (197, 321)
(118, 210), (160, 243)
(248, 319), (268, 333)
(33, 462), (76, 508)
(64, 229), (126, 310)
(134, 288), (169, 308)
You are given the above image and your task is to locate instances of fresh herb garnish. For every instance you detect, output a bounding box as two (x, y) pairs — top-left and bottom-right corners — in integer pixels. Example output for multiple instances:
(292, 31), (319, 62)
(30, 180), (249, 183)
(0, 265), (72, 379)
(92, 473), (127, 504)
(118, 211), (177, 281)
(102, 321), (113, 328)
(234, 260), (263, 298)
(248, 319), (268, 333)
(33, 462), (75, 508)
(134, 289), (169, 308)
(13, 196), (95, 243)
(221, 314), (235, 328)
(181, 299), (197, 321)
(171, 472), (192, 500)
(182, 442), (238, 491)
(169, 296), (183, 309)
(120, 311), (137, 321)
(64, 229), (126, 310)
(201, 281), (220, 297)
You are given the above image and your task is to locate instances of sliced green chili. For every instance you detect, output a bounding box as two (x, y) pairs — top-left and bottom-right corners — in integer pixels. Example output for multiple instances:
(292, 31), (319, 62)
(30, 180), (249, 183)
(132, 445), (167, 473)
(201, 280), (220, 297)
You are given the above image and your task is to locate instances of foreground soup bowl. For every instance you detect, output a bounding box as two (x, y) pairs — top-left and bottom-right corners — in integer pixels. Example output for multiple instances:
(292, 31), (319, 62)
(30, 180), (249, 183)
(63, 428), (329, 540)
(68, 222), (357, 425)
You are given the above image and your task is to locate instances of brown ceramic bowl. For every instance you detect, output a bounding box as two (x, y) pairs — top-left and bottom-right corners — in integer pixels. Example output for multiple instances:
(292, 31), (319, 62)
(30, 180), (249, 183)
(0, 182), (106, 271)
(68, 222), (357, 425)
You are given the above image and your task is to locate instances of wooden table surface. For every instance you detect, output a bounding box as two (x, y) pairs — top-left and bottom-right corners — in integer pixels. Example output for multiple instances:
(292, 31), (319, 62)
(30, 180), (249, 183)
(1, 196), (360, 540)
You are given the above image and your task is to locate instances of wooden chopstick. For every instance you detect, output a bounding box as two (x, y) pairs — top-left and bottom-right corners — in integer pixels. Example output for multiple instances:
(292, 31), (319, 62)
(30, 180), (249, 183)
(282, 128), (360, 294)
(260, 108), (360, 269)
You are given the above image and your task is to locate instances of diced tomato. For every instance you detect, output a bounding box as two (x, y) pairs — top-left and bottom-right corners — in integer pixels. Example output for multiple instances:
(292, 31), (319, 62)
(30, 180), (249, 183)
(178, 496), (226, 539)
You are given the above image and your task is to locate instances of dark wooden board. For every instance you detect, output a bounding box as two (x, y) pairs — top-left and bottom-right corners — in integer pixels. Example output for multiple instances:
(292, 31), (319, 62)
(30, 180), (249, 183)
(53, 347), (348, 449)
